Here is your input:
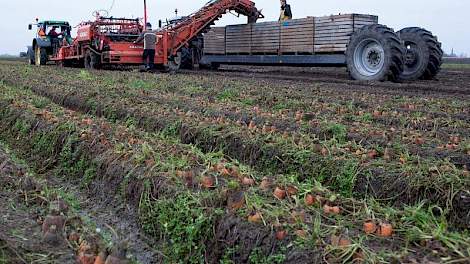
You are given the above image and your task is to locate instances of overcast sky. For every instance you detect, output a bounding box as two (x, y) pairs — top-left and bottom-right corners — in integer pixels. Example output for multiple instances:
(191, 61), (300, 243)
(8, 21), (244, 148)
(0, 0), (468, 56)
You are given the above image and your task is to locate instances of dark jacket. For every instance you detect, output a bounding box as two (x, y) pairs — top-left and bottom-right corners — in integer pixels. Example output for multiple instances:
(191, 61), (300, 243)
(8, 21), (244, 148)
(279, 4), (293, 21)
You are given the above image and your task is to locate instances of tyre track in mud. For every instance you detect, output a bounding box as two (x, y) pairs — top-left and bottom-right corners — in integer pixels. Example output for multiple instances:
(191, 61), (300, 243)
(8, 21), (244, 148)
(0, 146), (151, 264)
(0, 148), (77, 263)
(183, 67), (470, 98)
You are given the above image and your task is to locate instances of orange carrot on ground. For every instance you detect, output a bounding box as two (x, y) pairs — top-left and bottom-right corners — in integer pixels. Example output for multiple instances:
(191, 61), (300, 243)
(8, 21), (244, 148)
(276, 230), (288, 240)
(286, 185), (298, 196)
(260, 177), (270, 190)
(273, 187), (286, 200)
(363, 220), (377, 234)
(201, 176), (215, 189)
(377, 223), (393, 237)
(242, 177), (255, 186)
(248, 212), (262, 223)
(304, 194), (316, 206)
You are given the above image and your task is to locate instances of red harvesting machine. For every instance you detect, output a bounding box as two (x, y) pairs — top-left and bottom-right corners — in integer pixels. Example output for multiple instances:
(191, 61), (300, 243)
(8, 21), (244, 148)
(49, 0), (263, 70)
(52, 16), (144, 68)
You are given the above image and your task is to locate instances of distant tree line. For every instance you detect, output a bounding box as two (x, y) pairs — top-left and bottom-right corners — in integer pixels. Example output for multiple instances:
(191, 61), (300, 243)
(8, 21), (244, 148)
(444, 49), (468, 58)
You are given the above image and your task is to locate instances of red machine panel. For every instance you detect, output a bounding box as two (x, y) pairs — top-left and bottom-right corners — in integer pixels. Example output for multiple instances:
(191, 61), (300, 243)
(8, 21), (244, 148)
(76, 25), (93, 42)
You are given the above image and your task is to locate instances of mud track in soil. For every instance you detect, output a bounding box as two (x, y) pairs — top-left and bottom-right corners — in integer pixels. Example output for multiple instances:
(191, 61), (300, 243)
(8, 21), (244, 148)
(0, 147), (77, 263)
(188, 66), (470, 98)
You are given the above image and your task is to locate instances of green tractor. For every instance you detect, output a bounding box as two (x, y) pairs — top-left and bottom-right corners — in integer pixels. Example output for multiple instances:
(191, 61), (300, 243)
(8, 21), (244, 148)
(27, 20), (73, 65)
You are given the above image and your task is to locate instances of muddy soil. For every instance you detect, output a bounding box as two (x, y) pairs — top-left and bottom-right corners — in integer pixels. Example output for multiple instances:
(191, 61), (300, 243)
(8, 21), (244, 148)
(0, 147), (76, 263)
(0, 89), (314, 263)
(0, 62), (468, 222)
(1, 60), (469, 263)
(202, 66), (470, 98)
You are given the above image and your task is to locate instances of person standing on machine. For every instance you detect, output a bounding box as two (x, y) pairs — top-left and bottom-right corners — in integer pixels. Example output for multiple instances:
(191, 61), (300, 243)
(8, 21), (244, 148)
(279, 0), (293, 21)
(134, 23), (157, 71)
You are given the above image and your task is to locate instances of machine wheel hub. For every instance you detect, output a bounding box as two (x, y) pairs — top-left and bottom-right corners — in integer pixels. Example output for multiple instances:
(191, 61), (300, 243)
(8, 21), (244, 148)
(354, 38), (385, 77)
(404, 42), (420, 68)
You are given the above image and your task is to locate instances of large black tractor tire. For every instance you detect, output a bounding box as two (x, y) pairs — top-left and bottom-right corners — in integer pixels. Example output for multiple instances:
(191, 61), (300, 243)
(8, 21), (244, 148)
(27, 47), (35, 65)
(180, 36), (204, 70)
(346, 24), (405, 82)
(28, 54), (35, 65)
(180, 47), (193, 69)
(34, 46), (48, 66)
(84, 51), (101, 70)
(167, 52), (182, 72)
(398, 27), (443, 81)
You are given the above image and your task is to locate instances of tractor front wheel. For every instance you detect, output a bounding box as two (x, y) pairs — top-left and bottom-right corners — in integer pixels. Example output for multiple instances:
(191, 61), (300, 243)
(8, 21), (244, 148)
(398, 27), (443, 81)
(27, 48), (35, 65)
(34, 46), (47, 66)
(346, 24), (404, 82)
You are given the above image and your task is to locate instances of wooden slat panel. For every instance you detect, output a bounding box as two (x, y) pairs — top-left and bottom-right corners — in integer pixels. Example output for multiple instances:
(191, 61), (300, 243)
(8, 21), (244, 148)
(314, 44), (348, 53)
(314, 15), (351, 53)
(312, 13), (378, 53)
(250, 21), (279, 53)
(203, 27), (225, 54)
(250, 32), (279, 37)
(226, 24), (251, 54)
(315, 14), (354, 20)
(315, 40), (350, 45)
(315, 21), (355, 27)
(315, 30), (353, 36)
(315, 33), (352, 39)
(280, 17), (314, 54)
(226, 24), (251, 31)
(225, 23), (252, 54)
(203, 14), (379, 55)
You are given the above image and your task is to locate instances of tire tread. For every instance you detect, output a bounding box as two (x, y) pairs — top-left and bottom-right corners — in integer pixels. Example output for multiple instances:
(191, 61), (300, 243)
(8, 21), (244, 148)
(398, 27), (443, 80)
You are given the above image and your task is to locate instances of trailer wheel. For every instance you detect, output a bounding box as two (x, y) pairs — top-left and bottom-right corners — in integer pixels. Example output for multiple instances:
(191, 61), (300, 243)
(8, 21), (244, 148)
(34, 46), (48, 66)
(398, 27), (443, 80)
(346, 24), (404, 82)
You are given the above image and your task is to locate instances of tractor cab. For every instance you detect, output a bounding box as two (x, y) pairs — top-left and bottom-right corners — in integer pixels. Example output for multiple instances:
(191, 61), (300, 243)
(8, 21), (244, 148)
(29, 21), (72, 44)
(27, 20), (72, 65)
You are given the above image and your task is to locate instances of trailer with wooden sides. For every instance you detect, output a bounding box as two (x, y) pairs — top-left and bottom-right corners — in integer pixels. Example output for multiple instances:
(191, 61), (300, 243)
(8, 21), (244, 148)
(200, 14), (444, 82)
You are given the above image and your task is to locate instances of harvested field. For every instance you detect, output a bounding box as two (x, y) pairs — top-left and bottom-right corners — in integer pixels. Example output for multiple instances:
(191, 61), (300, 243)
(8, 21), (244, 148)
(0, 60), (469, 263)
